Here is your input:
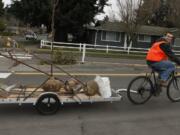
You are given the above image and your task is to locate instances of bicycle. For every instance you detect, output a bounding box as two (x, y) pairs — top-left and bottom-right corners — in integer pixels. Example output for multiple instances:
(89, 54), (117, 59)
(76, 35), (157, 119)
(127, 67), (180, 104)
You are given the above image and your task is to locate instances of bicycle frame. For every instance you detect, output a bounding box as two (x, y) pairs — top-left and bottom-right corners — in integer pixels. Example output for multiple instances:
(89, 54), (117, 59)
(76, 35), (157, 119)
(170, 71), (179, 91)
(127, 66), (180, 104)
(145, 70), (159, 94)
(146, 69), (179, 92)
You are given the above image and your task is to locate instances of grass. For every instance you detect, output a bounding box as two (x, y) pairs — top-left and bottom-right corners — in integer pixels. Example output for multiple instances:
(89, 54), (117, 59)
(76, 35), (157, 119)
(11, 40), (146, 60)
(32, 48), (146, 60)
(19, 40), (41, 45)
(86, 52), (146, 59)
(17, 40), (41, 48)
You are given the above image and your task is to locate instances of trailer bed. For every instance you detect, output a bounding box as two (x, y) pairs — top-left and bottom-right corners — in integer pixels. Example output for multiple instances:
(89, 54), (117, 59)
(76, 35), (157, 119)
(0, 88), (122, 105)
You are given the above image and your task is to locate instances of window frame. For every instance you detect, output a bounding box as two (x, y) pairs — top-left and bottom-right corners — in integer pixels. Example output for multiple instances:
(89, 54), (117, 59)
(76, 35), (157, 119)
(138, 34), (151, 43)
(101, 31), (121, 42)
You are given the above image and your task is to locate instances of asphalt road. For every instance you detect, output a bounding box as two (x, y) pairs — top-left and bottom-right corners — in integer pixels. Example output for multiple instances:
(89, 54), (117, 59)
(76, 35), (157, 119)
(1, 54), (180, 135)
(0, 74), (180, 135)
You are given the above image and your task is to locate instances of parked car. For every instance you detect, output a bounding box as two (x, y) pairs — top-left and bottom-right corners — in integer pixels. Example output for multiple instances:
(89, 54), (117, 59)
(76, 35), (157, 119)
(25, 32), (37, 40)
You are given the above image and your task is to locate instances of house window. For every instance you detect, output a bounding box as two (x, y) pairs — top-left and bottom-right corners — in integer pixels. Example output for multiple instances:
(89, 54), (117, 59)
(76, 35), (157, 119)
(101, 31), (121, 42)
(138, 35), (151, 42)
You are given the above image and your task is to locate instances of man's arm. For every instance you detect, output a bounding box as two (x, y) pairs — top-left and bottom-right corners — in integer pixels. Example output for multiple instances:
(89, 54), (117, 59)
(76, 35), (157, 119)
(160, 43), (180, 65)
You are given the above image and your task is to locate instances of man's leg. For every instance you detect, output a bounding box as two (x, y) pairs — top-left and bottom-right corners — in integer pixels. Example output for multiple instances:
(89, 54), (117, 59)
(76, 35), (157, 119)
(151, 60), (175, 81)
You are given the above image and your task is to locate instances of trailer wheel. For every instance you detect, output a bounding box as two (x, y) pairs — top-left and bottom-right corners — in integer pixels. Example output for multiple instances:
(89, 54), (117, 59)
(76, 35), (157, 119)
(36, 94), (60, 115)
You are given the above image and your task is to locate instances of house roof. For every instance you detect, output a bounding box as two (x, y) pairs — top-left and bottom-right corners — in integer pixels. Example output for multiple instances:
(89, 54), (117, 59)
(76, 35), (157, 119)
(137, 25), (169, 36)
(88, 22), (126, 32)
(88, 21), (171, 36)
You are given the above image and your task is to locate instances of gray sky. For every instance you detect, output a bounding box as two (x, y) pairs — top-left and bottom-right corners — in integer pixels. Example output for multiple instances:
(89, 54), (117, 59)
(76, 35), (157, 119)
(95, 0), (120, 21)
(3, 0), (11, 6)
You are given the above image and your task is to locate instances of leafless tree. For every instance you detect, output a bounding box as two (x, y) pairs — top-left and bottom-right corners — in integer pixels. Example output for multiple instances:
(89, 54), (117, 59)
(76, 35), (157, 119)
(116, 0), (159, 48)
(116, 0), (141, 48)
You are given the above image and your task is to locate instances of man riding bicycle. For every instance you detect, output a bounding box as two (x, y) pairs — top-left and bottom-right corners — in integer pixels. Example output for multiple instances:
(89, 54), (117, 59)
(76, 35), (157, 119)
(146, 32), (180, 86)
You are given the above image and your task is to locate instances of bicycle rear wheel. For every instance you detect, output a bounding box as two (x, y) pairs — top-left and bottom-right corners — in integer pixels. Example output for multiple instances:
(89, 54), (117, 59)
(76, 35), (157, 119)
(127, 76), (153, 105)
(167, 75), (180, 102)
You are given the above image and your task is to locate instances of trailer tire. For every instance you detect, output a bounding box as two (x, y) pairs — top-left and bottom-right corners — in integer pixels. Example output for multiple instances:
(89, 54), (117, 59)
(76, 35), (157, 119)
(35, 94), (60, 115)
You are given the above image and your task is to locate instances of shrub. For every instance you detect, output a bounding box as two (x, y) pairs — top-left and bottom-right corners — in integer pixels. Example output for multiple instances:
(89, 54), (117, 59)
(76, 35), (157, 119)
(53, 51), (77, 65)
(39, 51), (77, 65)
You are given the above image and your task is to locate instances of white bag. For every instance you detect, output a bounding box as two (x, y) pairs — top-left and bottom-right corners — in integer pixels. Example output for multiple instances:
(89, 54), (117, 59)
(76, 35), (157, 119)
(94, 75), (112, 98)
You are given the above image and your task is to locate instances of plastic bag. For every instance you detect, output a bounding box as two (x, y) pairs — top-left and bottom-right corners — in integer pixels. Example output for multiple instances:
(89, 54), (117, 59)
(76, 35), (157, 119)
(94, 75), (112, 98)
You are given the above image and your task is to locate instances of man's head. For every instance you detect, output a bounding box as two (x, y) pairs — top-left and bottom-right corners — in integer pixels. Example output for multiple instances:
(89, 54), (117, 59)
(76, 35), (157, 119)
(164, 32), (174, 43)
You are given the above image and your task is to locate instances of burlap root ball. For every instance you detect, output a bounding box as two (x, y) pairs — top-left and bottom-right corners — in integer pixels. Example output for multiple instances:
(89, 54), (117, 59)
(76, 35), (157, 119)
(65, 78), (80, 93)
(84, 80), (99, 96)
(42, 77), (64, 92)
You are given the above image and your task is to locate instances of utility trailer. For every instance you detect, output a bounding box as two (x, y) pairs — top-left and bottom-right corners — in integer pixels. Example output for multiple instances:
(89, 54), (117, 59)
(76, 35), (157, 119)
(0, 50), (122, 115)
(0, 73), (122, 115)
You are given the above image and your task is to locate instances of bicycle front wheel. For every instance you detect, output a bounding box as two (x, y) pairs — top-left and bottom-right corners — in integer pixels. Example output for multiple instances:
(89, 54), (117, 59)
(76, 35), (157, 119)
(167, 75), (180, 102)
(127, 76), (153, 105)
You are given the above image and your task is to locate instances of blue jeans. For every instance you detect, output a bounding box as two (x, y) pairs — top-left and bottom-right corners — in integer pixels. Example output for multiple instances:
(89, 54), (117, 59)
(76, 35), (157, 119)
(149, 60), (175, 81)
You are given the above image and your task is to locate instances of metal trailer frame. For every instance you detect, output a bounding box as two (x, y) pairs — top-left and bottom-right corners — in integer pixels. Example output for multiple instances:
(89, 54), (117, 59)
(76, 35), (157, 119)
(0, 48), (122, 115)
(0, 88), (122, 115)
(0, 90), (122, 105)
